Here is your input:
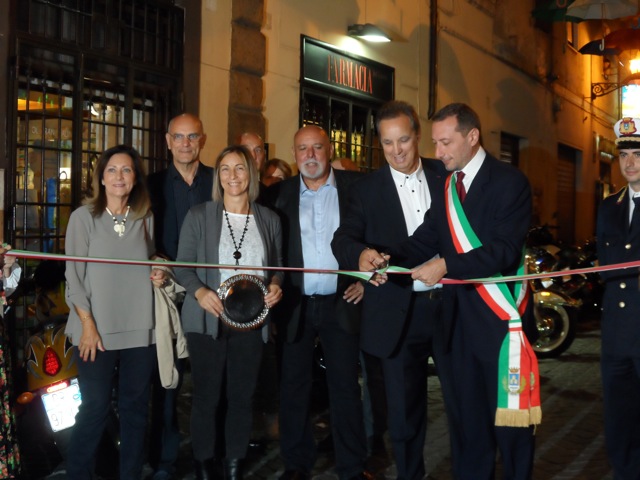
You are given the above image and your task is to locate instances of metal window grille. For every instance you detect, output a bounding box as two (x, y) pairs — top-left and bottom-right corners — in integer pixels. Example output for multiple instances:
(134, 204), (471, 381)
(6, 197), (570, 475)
(8, 0), (184, 362)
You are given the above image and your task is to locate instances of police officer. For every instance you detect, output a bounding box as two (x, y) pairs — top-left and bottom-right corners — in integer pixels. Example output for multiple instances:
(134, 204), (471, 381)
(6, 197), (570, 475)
(596, 116), (640, 479)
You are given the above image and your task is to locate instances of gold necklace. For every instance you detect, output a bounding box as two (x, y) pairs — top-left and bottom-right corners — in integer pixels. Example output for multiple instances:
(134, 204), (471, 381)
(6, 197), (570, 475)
(105, 205), (131, 237)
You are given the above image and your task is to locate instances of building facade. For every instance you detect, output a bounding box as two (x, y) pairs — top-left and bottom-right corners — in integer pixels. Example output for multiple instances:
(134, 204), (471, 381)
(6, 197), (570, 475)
(1, 0), (625, 353)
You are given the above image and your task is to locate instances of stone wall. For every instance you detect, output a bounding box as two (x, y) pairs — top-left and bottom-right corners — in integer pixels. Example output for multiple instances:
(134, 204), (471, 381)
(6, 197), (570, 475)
(228, 0), (266, 144)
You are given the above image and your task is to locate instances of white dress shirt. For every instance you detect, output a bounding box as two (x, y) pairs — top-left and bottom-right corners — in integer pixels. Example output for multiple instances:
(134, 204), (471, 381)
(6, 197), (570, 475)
(389, 162), (439, 292)
(456, 146), (486, 193)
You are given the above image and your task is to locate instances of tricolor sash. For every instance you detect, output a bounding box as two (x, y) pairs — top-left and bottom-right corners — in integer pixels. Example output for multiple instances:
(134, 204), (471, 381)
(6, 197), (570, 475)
(445, 172), (541, 427)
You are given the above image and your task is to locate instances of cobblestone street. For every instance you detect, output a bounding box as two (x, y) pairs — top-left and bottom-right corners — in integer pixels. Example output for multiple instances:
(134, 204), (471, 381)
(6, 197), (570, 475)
(171, 318), (612, 480)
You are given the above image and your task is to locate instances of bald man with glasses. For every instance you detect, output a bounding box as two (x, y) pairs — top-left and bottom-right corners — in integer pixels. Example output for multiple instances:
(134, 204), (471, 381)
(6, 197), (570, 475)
(147, 113), (215, 479)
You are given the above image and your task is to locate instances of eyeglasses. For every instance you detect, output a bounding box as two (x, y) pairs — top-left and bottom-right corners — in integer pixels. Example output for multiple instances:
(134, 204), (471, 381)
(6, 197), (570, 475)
(169, 133), (202, 142)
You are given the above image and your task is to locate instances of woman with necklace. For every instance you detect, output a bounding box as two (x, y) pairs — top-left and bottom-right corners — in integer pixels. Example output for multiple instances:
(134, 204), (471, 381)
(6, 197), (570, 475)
(65, 145), (169, 479)
(176, 145), (283, 480)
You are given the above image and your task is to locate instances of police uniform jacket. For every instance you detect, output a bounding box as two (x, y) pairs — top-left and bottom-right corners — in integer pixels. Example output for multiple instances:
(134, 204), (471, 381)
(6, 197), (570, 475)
(597, 186), (640, 357)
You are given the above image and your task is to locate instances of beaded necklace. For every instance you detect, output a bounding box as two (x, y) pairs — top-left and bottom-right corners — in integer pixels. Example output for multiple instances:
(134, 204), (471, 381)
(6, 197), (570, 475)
(105, 205), (131, 237)
(223, 206), (251, 265)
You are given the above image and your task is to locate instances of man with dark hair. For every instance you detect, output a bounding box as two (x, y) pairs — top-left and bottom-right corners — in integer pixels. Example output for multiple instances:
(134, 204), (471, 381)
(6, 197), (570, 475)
(147, 113), (214, 480)
(332, 100), (446, 479)
(596, 116), (640, 479)
(374, 99), (422, 133)
(269, 125), (370, 480)
(361, 102), (540, 479)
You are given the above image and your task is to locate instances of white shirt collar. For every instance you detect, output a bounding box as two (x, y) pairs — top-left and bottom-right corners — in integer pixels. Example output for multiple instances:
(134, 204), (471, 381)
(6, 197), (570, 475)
(458, 146), (486, 187)
(628, 186), (640, 210)
(389, 161), (423, 185)
(299, 167), (337, 194)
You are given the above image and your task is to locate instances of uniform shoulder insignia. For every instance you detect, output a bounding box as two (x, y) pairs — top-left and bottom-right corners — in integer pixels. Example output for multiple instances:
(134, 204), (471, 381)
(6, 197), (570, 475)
(613, 185), (628, 204)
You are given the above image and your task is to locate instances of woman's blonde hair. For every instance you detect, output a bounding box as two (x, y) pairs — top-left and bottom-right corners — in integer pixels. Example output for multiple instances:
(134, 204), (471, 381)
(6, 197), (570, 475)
(212, 145), (260, 203)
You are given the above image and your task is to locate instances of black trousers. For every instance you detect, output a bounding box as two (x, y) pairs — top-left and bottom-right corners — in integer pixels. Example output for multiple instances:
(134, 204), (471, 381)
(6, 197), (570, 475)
(601, 352), (640, 480)
(380, 293), (440, 480)
(279, 294), (367, 479)
(361, 351), (387, 444)
(68, 345), (156, 480)
(443, 311), (535, 480)
(186, 329), (263, 461)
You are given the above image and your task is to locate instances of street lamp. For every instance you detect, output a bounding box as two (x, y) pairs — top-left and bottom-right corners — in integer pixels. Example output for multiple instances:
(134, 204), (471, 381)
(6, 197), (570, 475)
(592, 57), (640, 99)
(347, 24), (391, 43)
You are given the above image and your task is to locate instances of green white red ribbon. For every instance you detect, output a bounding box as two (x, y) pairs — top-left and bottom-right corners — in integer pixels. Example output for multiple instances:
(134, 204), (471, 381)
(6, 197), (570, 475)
(7, 249), (638, 286)
(445, 172), (541, 427)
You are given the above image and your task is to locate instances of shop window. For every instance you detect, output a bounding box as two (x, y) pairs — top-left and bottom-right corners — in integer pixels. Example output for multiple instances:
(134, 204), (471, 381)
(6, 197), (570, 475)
(301, 90), (383, 172)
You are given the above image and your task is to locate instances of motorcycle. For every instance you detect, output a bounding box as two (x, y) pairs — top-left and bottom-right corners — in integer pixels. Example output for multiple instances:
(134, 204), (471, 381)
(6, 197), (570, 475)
(526, 238), (583, 358)
(555, 239), (603, 317)
(14, 261), (120, 478)
(16, 261), (81, 458)
(531, 284), (582, 358)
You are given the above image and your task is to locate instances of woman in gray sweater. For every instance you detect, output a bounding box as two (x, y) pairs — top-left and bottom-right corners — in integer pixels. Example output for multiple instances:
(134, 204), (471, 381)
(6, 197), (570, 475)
(176, 145), (283, 480)
(65, 144), (167, 479)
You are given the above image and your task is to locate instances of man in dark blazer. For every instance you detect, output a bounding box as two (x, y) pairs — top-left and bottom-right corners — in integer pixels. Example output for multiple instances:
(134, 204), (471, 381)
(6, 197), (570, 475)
(149, 113), (214, 261)
(596, 116), (640, 480)
(361, 103), (538, 479)
(332, 100), (446, 480)
(268, 125), (369, 480)
(147, 113), (214, 480)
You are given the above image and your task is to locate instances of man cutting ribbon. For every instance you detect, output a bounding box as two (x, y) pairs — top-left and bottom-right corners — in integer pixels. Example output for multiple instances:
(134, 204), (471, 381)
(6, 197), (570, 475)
(360, 103), (540, 480)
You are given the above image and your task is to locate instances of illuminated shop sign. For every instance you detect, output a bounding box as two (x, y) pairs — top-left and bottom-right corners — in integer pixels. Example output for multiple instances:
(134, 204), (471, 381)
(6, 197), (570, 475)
(301, 36), (394, 102)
